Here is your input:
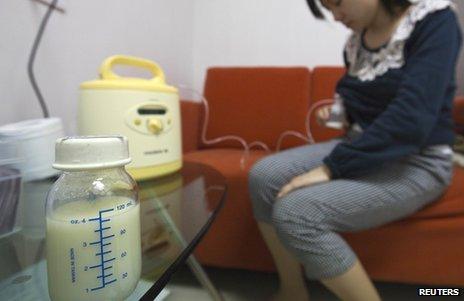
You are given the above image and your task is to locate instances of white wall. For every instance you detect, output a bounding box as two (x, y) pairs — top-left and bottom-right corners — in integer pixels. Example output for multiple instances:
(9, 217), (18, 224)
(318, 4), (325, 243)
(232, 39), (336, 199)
(191, 0), (350, 93)
(0, 0), (194, 135)
(0, 0), (349, 134)
(1, 1), (462, 136)
(0, 0), (464, 134)
(191, 0), (464, 96)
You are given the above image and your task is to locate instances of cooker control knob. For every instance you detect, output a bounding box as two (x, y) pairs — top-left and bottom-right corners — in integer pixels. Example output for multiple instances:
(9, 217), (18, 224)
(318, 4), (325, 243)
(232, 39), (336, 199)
(147, 118), (163, 134)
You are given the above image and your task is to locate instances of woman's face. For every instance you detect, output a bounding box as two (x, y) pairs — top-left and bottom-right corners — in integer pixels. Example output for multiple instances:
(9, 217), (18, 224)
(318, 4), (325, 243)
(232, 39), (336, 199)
(320, 0), (381, 31)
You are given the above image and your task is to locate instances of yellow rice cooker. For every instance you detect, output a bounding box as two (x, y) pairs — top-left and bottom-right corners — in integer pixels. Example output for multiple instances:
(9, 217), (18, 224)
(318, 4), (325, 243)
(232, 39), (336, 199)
(78, 55), (182, 180)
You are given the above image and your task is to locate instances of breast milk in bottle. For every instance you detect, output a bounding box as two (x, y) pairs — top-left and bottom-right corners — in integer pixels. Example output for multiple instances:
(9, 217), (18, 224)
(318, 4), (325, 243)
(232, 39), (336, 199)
(46, 136), (141, 301)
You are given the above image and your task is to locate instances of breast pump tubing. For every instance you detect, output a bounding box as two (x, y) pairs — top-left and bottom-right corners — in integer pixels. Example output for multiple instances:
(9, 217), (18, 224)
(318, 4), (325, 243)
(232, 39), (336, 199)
(177, 84), (334, 169)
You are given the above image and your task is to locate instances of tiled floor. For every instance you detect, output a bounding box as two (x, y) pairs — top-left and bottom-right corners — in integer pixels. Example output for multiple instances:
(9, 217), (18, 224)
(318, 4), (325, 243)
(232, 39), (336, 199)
(163, 264), (461, 301)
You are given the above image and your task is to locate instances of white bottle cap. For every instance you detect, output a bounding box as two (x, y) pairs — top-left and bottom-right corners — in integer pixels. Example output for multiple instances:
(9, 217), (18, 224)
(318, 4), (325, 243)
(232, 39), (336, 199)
(53, 136), (131, 171)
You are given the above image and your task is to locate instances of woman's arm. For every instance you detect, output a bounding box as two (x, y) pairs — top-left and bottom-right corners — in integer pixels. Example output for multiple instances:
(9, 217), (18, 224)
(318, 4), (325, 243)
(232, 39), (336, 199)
(323, 9), (463, 179)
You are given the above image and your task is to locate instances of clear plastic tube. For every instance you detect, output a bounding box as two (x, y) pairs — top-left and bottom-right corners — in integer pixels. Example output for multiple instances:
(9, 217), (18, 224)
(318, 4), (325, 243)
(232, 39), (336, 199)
(177, 85), (271, 169)
(275, 99), (335, 151)
(305, 98), (335, 144)
(177, 85), (334, 168)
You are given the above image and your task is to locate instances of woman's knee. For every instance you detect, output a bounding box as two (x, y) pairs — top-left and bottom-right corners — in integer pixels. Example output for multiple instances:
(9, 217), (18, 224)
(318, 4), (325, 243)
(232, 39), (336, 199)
(248, 158), (266, 188)
(271, 194), (327, 240)
(248, 156), (281, 194)
(248, 158), (280, 222)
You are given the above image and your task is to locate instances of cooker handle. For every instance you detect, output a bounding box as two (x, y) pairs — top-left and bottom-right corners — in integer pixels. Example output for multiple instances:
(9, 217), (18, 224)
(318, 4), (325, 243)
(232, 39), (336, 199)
(99, 55), (166, 83)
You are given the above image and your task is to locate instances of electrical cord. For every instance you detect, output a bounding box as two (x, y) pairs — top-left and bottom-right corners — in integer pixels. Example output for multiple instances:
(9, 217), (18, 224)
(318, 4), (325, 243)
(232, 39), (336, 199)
(27, 0), (59, 118)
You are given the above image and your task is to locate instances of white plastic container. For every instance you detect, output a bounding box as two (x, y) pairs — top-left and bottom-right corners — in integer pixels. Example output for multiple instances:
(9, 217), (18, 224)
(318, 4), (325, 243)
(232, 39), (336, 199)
(0, 118), (64, 181)
(0, 141), (23, 238)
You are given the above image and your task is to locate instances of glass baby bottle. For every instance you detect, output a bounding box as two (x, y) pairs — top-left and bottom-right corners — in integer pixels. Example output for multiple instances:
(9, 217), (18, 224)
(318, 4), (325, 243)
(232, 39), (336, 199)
(46, 136), (141, 301)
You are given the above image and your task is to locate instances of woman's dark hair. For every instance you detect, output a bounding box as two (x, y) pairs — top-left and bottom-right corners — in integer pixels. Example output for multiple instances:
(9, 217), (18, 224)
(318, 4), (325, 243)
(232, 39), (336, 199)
(306, 0), (411, 19)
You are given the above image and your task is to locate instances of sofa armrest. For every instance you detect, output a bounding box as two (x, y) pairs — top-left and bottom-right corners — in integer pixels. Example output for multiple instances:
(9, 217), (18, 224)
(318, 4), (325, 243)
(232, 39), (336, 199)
(180, 100), (202, 153)
(454, 96), (464, 134)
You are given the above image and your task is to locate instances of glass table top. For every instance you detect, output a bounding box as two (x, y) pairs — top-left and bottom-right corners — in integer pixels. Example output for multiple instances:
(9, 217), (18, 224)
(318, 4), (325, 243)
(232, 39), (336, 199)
(0, 161), (227, 301)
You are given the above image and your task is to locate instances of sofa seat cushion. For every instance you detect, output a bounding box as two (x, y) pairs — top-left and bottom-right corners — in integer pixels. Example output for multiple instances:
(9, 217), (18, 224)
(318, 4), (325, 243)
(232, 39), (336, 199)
(343, 214), (464, 285)
(183, 150), (464, 281)
(184, 150), (464, 222)
(343, 168), (464, 285)
(183, 149), (277, 270)
(406, 167), (464, 220)
(183, 148), (268, 175)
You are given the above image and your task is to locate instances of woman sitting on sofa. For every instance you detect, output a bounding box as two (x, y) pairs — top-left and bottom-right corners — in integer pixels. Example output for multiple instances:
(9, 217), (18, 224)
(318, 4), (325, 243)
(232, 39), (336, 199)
(249, 0), (462, 300)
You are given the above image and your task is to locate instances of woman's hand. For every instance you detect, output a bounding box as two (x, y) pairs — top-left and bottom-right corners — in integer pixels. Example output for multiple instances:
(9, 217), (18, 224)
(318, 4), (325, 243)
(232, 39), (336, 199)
(316, 105), (332, 126)
(277, 165), (332, 199)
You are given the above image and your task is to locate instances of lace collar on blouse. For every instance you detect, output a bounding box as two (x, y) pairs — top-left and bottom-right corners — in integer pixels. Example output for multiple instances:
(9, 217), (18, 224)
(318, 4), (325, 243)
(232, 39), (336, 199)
(345, 0), (453, 82)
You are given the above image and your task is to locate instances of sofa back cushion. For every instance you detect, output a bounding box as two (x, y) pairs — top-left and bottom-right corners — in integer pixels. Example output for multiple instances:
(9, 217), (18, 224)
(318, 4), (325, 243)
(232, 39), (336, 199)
(200, 67), (311, 150)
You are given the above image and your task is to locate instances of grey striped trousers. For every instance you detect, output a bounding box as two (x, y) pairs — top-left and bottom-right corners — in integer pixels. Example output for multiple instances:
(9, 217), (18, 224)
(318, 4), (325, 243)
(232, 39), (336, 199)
(248, 138), (453, 279)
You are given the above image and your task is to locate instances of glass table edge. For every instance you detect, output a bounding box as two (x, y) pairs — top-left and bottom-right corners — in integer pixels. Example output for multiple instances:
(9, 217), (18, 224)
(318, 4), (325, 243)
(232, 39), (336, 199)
(139, 184), (228, 300)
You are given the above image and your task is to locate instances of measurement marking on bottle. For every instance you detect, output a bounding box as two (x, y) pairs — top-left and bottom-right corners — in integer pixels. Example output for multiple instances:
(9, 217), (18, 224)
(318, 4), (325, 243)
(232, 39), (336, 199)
(95, 250), (111, 256)
(97, 273), (112, 279)
(105, 279), (117, 285)
(103, 257), (116, 264)
(88, 208), (117, 291)
(94, 227), (111, 233)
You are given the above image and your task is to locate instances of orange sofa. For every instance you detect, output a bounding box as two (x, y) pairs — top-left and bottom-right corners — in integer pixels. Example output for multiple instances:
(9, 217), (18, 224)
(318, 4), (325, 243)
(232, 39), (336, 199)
(182, 66), (464, 286)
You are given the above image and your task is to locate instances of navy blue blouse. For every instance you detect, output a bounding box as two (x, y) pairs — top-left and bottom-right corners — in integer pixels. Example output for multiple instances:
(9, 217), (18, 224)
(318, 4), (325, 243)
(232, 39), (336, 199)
(323, 4), (463, 179)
